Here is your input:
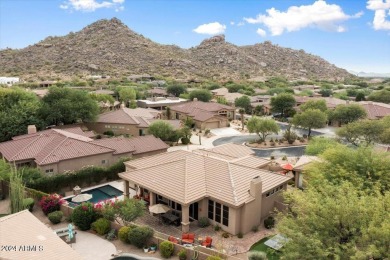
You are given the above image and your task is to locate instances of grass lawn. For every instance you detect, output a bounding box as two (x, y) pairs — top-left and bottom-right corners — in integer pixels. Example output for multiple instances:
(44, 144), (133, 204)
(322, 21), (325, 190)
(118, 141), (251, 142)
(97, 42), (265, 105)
(250, 237), (281, 260)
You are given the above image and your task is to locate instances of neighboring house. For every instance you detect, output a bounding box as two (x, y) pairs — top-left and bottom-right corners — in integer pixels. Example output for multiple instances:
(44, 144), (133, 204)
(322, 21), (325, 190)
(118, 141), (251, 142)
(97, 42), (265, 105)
(119, 143), (292, 235)
(0, 210), (83, 260)
(170, 100), (235, 129)
(0, 76), (20, 86)
(211, 87), (244, 105)
(86, 107), (162, 137)
(292, 155), (321, 189)
(39, 81), (56, 87)
(147, 87), (169, 97)
(358, 101), (390, 120)
(137, 97), (188, 110)
(128, 74), (154, 82)
(0, 126), (168, 174)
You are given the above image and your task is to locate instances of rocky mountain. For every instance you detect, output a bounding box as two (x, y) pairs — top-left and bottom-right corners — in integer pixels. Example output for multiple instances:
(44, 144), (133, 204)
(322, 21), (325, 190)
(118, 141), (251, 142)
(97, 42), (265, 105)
(0, 18), (353, 81)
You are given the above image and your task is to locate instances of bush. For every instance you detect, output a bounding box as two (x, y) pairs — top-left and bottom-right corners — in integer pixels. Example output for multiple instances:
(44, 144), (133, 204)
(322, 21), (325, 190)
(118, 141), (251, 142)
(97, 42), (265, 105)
(103, 130), (114, 136)
(159, 241), (174, 258)
(264, 216), (275, 229)
(237, 232), (243, 238)
(72, 202), (97, 231)
(252, 225), (259, 233)
(181, 137), (190, 145)
(92, 218), (111, 235)
(177, 249), (187, 260)
(48, 210), (63, 224)
(118, 226), (131, 243)
(198, 217), (210, 228)
(221, 232), (230, 238)
(214, 225), (221, 231)
(128, 226), (154, 248)
(23, 198), (35, 212)
(248, 251), (268, 260)
(39, 193), (64, 215)
(206, 256), (222, 260)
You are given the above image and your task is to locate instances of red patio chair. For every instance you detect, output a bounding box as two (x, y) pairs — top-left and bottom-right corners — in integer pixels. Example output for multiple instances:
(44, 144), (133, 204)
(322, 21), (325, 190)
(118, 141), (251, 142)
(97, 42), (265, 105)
(181, 233), (195, 244)
(168, 236), (179, 244)
(202, 236), (212, 248)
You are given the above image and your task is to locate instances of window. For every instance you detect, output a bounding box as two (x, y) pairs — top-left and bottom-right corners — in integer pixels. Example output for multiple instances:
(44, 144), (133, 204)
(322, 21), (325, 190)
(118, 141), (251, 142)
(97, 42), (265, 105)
(105, 125), (111, 128)
(101, 160), (106, 164)
(222, 205), (229, 226)
(45, 169), (54, 173)
(215, 202), (221, 223)
(208, 200), (214, 219)
(176, 113), (180, 120)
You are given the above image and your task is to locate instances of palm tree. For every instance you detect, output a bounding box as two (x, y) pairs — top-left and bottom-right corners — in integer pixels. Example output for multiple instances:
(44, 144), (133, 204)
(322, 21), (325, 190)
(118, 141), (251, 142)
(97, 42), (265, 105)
(239, 108), (245, 131)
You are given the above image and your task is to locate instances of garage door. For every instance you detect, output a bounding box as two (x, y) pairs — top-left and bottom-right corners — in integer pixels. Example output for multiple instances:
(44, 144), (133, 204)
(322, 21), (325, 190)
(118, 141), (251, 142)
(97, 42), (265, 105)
(204, 121), (219, 129)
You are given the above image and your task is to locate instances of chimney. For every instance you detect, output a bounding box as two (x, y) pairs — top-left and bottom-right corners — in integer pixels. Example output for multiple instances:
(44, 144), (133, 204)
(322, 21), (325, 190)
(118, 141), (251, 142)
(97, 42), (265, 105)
(249, 176), (262, 199)
(27, 125), (37, 135)
(193, 98), (198, 102)
(120, 102), (125, 109)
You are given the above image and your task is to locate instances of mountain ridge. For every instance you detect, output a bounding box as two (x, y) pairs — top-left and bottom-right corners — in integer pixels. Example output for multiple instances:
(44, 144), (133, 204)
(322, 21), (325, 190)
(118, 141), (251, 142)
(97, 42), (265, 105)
(0, 18), (354, 81)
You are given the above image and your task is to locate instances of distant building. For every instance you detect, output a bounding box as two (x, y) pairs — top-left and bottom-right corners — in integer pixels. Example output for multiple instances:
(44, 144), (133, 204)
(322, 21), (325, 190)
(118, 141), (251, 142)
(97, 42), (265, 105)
(0, 77), (20, 86)
(137, 97), (188, 110)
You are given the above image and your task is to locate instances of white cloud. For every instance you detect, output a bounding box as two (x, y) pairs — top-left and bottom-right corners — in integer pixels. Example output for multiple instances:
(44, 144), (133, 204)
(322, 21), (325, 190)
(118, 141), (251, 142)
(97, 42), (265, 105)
(237, 21), (245, 27)
(193, 22), (226, 35)
(230, 21), (235, 25)
(256, 28), (267, 37)
(60, 0), (125, 12)
(244, 0), (362, 36)
(367, 0), (390, 30)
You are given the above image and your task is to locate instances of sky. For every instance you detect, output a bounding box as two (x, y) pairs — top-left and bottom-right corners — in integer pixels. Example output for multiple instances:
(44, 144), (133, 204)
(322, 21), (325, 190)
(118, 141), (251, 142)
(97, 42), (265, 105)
(0, 0), (389, 73)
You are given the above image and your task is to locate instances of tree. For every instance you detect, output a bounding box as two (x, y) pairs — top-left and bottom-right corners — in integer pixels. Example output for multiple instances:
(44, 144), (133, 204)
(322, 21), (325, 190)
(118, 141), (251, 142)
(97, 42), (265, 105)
(39, 87), (99, 125)
(0, 87), (44, 142)
(189, 89), (212, 102)
(118, 87), (136, 107)
(239, 108), (245, 130)
(336, 119), (385, 146)
(148, 120), (174, 141)
(9, 166), (26, 214)
(90, 93), (115, 104)
(330, 104), (367, 125)
(368, 90), (390, 104)
(299, 100), (327, 112)
(305, 137), (342, 156)
(216, 96), (228, 105)
(165, 106), (171, 120)
(167, 84), (186, 97)
(270, 93), (296, 117)
(234, 96), (252, 114)
(318, 88), (332, 97)
(292, 109), (327, 137)
(247, 117), (280, 142)
(277, 182), (390, 260)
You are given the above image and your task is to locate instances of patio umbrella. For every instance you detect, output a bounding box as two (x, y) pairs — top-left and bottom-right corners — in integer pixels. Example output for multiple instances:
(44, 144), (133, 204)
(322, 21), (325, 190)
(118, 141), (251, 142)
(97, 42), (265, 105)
(149, 204), (170, 214)
(72, 193), (93, 203)
(282, 163), (294, 171)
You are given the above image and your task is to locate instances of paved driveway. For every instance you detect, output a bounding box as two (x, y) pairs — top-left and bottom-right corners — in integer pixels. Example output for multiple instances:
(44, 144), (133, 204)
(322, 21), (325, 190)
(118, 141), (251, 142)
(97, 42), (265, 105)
(210, 127), (241, 136)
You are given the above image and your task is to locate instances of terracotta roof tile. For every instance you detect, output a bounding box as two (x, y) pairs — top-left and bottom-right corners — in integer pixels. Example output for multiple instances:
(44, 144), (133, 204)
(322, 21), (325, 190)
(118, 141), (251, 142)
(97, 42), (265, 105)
(170, 101), (233, 113)
(96, 107), (161, 125)
(359, 101), (390, 119)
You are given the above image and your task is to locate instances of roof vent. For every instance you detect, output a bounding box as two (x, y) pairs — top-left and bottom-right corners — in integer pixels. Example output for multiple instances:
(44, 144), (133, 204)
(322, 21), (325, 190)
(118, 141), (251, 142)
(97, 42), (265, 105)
(253, 176), (260, 179)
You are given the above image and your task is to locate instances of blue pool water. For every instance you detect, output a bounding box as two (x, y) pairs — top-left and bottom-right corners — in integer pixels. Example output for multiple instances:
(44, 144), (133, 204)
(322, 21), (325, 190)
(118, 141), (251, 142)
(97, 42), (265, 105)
(66, 185), (123, 207)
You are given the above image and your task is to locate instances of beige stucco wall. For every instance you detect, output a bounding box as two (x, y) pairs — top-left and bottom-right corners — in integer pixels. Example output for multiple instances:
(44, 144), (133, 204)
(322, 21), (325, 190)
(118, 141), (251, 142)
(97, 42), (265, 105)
(86, 122), (146, 137)
(261, 184), (288, 219)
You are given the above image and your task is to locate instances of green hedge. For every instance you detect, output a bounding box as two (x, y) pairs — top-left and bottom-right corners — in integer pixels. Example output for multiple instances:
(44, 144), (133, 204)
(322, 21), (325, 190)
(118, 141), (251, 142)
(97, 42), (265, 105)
(25, 158), (129, 193)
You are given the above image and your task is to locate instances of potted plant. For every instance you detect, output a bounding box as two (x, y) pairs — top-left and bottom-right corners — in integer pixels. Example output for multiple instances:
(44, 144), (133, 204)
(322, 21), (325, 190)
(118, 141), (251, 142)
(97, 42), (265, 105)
(178, 249), (187, 260)
(150, 243), (157, 252)
(143, 245), (149, 253)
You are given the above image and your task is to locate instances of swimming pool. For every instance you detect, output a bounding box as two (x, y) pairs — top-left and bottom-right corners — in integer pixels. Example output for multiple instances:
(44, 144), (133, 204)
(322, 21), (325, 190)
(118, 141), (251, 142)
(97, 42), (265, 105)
(66, 184), (123, 207)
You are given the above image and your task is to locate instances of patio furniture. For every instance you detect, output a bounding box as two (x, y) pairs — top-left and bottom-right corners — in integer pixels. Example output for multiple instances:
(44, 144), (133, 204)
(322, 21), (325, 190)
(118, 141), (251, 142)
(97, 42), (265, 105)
(54, 227), (76, 244)
(162, 212), (180, 225)
(182, 233), (195, 244)
(201, 236), (212, 248)
(168, 236), (180, 244)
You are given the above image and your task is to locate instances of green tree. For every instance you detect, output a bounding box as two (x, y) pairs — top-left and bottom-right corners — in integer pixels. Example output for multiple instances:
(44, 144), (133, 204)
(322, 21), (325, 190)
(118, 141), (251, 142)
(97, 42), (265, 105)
(239, 108), (245, 130)
(39, 87), (99, 125)
(216, 96), (228, 105)
(318, 88), (332, 97)
(277, 182), (390, 260)
(148, 120), (174, 141)
(89, 93), (115, 104)
(235, 96), (252, 114)
(167, 84), (186, 97)
(270, 93), (296, 117)
(299, 100), (327, 112)
(118, 87), (137, 107)
(337, 119), (385, 146)
(0, 87), (44, 142)
(247, 117), (280, 142)
(329, 104), (367, 125)
(189, 89), (212, 102)
(165, 106), (171, 119)
(368, 89), (390, 104)
(305, 137), (342, 156)
(292, 109), (327, 137)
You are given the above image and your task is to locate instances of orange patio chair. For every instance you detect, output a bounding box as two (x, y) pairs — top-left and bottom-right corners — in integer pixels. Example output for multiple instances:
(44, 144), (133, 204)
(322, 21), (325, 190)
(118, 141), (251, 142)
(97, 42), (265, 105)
(202, 236), (212, 248)
(168, 236), (179, 244)
(181, 233), (195, 244)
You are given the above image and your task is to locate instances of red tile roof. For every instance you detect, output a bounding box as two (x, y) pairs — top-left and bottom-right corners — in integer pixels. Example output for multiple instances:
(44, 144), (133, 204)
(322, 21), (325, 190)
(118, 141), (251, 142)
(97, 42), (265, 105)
(170, 101), (233, 122)
(359, 101), (390, 119)
(96, 107), (161, 126)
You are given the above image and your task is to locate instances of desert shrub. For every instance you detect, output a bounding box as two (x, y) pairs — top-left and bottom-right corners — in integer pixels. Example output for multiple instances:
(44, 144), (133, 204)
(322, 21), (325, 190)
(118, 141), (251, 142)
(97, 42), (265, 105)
(39, 193), (64, 215)
(206, 256), (222, 260)
(159, 241), (174, 258)
(181, 137), (190, 145)
(264, 216), (275, 229)
(221, 232), (230, 238)
(118, 226), (131, 243)
(103, 130), (114, 136)
(91, 218), (111, 235)
(204, 129), (210, 136)
(128, 226), (154, 248)
(252, 225), (259, 233)
(214, 225), (221, 231)
(237, 232), (243, 238)
(248, 251), (268, 260)
(72, 202), (97, 231)
(198, 217), (210, 228)
(48, 210), (63, 224)
(281, 155), (287, 161)
(177, 248), (187, 259)
(23, 198), (35, 212)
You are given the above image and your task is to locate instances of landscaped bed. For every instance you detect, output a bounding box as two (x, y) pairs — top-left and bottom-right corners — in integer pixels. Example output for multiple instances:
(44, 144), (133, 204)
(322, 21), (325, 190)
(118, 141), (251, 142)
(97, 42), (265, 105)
(250, 237), (281, 260)
(246, 139), (308, 149)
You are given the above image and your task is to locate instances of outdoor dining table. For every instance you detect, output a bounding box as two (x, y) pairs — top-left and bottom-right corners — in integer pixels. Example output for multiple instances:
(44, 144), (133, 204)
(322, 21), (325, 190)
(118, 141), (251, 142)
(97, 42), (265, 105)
(161, 212), (180, 225)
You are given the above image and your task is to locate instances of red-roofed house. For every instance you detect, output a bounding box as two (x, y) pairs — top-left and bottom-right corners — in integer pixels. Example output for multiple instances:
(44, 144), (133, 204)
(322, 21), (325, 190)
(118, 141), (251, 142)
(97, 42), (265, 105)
(0, 127), (168, 174)
(358, 101), (390, 119)
(170, 100), (235, 129)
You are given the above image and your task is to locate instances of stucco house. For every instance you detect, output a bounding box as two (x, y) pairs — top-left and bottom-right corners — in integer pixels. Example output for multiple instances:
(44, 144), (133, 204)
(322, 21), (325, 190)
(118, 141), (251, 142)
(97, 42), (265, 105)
(169, 100), (235, 129)
(358, 101), (390, 119)
(0, 126), (168, 174)
(119, 143), (292, 235)
(211, 87), (244, 105)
